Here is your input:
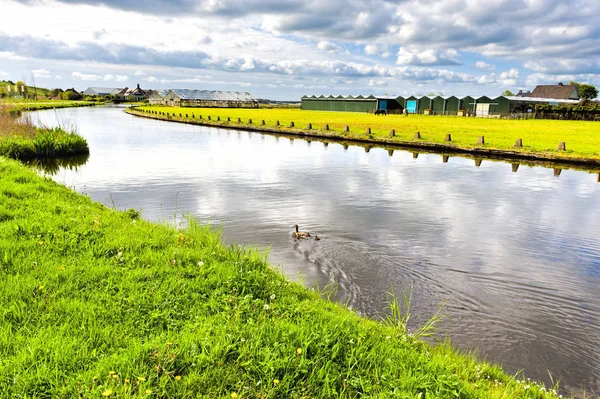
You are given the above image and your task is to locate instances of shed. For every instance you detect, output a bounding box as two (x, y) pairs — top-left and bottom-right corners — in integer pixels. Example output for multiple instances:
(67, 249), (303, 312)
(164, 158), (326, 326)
(419, 96), (435, 112)
(431, 96), (446, 114)
(301, 95), (377, 113)
(444, 96), (460, 114)
(459, 96), (475, 113)
(404, 95), (420, 114)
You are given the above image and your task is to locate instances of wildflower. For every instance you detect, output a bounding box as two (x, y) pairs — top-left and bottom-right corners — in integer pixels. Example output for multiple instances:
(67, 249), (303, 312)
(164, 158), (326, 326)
(264, 304), (270, 310)
(39, 285), (44, 291)
(138, 376), (146, 382)
(102, 390), (113, 397)
(145, 389), (152, 394)
(109, 371), (115, 375)
(273, 379), (279, 386)
(198, 261), (204, 266)
(33, 262), (37, 266)
(296, 348), (302, 355)
(125, 378), (130, 384)
(93, 376), (97, 381)
(175, 375), (181, 381)
(112, 374), (119, 379)
(385, 336), (391, 340)
(270, 294), (276, 300)
(524, 385), (530, 390)
(231, 393), (238, 399)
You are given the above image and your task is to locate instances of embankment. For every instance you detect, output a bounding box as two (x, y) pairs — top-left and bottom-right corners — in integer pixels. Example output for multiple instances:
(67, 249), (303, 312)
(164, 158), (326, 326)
(126, 107), (600, 167)
(0, 157), (562, 398)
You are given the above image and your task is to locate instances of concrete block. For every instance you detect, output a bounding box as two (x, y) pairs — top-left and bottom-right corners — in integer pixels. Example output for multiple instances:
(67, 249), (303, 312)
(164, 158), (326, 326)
(289, 121), (294, 128)
(478, 136), (485, 144)
(307, 123), (312, 129)
(389, 129), (395, 137)
(514, 138), (523, 147)
(324, 124), (329, 130)
(444, 134), (452, 142)
(414, 132), (421, 139)
(557, 142), (566, 151)
(344, 126), (350, 132)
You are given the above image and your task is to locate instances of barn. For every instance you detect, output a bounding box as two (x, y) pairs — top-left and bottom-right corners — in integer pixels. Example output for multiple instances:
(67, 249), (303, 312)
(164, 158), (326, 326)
(301, 95), (389, 113)
(156, 89), (258, 108)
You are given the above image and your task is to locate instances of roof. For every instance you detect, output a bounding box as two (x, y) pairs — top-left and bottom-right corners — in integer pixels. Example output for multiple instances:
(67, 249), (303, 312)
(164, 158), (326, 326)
(503, 95), (580, 104)
(530, 84), (579, 100)
(84, 87), (122, 95)
(169, 89), (257, 102)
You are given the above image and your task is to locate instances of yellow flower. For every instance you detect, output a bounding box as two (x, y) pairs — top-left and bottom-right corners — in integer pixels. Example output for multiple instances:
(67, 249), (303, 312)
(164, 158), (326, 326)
(273, 379), (279, 385)
(175, 375), (181, 381)
(138, 376), (146, 382)
(39, 286), (44, 291)
(145, 389), (152, 394)
(109, 371), (115, 375)
(125, 378), (130, 384)
(102, 390), (113, 397)
(231, 393), (239, 399)
(296, 348), (302, 355)
(112, 374), (118, 379)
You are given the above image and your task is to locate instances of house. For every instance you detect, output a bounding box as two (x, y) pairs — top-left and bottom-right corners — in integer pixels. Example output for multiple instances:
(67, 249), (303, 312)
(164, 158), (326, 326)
(117, 84), (151, 101)
(528, 82), (580, 100)
(83, 87), (122, 97)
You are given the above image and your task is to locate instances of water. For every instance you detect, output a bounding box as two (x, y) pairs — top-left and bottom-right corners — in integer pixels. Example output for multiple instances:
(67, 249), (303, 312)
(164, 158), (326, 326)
(29, 106), (600, 396)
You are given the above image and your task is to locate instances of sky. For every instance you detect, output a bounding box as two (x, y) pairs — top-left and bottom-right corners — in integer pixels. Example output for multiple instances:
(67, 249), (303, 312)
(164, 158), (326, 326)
(0, 0), (599, 100)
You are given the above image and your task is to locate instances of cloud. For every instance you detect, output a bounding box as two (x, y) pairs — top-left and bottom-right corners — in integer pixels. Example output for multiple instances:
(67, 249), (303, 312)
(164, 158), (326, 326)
(72, 71), (101, 81)
(475, 61), (495, 71)
(317, 41), (340, 53)
(0, 70), (8, 77)
(134, 70), (146, 76)
(368, 79), (387, 86)
(104, 74), (129, 82)
(32, 68), (51, 78)
(396, 47), (460, 66)
(364, 44), (379, 55)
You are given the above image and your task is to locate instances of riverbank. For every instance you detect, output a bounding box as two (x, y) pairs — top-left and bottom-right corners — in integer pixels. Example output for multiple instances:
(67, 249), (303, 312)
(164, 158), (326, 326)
(129, 106), (600, 166)
(4, 100), (102, 114)
(0, 108), (89, 159)
(0, 157), (561, 398)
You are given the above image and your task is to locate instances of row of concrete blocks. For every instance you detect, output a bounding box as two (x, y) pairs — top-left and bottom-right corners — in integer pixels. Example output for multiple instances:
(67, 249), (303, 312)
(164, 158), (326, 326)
(143, 110), (568, 151)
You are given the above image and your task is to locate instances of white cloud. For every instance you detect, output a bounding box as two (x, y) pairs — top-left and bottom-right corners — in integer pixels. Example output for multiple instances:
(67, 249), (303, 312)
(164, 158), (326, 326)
(0, 70), (9, 77)
(134, 70), (146, 76)
(104, 74), (129, 82)
(364, 44), (379, 55)
(475, 61), (495, 71)
(54, 75), (62, 79)
(368, 79), (387, 86)
(72, 71), (101, 81)
(317, 41), (340, 53)
(32, 68), (51, 78)
(396, 47), (460, 66)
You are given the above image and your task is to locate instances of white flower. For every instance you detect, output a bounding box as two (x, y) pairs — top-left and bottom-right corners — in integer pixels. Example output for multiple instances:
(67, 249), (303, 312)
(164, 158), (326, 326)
(270, 294), (276, 300)
(198, 261), (204, 266)
(264, 304), (270, 310)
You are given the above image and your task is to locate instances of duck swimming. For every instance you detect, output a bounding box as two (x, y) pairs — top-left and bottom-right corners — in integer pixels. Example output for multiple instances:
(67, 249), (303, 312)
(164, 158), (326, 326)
(293, 225), (311, 239)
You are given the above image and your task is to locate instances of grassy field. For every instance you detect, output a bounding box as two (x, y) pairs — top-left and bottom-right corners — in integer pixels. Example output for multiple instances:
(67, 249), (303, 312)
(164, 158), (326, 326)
(0, 157), (563, 398)
(138, 106), (600, 160)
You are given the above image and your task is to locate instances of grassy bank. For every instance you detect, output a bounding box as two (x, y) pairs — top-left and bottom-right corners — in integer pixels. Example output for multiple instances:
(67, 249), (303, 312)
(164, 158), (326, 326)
(0, 158), (562, 398)
(3, 100), (101, 112)
(135, 106), (600, 163)
(0, 108), (89, 160)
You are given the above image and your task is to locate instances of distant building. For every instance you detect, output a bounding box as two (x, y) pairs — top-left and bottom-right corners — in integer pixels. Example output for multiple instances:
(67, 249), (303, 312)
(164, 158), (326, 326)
(528, 82), (580, 100)
(155, 89), (258, 108)
(149, 89), (169, 105)
(83, 87), (122, 97)
(116, 84), (151, 101)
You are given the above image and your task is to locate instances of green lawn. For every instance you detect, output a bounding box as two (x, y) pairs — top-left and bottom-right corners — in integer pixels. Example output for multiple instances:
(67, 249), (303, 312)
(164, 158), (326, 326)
(138, 106), (600, 160)
(0, 158), (562, 398)
(3, 100), (99, 112)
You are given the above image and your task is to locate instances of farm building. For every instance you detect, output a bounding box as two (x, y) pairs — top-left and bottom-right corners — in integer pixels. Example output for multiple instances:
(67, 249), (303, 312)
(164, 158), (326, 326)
(301, 95), (405, 113)
(156, 89), (258, 108)
(83, 87), (122, 96)
(149, 90), (169, 105)
(301, 89), (583, 116)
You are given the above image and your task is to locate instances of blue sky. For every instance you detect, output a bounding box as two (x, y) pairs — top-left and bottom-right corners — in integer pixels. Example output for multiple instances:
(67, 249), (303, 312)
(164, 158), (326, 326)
(1, 0), (599, 100)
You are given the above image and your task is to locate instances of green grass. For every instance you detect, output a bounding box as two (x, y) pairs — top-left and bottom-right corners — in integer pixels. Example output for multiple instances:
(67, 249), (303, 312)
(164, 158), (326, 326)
(137, 106), (600, 161)
(2, 100), (100, 112)
(0, 158), (563, 398)
(0, 81), (50, 97)
(0, 126), (89, 159)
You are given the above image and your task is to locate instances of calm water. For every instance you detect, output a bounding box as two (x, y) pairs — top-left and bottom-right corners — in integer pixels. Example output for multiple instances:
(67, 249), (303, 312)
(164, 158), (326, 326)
(30, 106), (600, 396)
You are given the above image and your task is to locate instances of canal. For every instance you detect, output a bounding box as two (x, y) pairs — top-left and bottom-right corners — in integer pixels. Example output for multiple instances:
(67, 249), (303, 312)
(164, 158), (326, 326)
(28, 105), (600, 396)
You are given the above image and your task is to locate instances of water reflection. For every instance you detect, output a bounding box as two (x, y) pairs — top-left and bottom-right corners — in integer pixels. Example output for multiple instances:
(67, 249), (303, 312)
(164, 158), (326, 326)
(27, 106), (600, 397)
(25, 154), (89, 175)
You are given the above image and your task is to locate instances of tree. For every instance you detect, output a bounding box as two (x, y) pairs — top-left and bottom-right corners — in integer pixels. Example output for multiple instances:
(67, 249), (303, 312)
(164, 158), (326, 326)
(578, 84), (598, 101)
(569, 81), (581, 86)
(15, 80), (27, 97)
(503, 90), (515, 96)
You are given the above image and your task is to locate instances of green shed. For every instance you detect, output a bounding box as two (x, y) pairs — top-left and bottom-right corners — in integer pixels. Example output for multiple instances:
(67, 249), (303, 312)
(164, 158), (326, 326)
(444, 96), (460, 114)
(419, 96), (434, 112)
(459, 96), (475, 113)
(432, 96), (446, 114)
(490, 96), (511, 114)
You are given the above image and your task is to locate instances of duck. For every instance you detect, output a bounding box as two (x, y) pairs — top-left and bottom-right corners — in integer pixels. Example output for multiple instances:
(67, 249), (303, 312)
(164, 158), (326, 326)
(293, 224), (311, 239)
(313, 235), (320, 241)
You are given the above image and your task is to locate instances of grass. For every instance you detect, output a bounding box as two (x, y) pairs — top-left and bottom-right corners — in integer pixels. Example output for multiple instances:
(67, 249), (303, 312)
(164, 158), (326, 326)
(137, 106), (600, 161)
(0, 107), (89, 160)
(0, 157), (565, 398)
(2, 99), (100, 112)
